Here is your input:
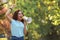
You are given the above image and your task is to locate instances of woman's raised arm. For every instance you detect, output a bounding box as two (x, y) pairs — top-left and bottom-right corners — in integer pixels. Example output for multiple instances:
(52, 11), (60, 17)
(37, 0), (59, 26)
(5, 4), (15, 21)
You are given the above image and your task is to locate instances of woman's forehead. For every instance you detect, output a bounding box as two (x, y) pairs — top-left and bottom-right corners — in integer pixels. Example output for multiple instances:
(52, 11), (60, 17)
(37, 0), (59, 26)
(18, 11), (22, 14)
(18, 11), (23, 15)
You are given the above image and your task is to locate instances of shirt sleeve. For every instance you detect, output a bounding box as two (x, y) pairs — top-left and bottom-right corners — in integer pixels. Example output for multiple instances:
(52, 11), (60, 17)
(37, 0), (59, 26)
(11, 19), (15, 23)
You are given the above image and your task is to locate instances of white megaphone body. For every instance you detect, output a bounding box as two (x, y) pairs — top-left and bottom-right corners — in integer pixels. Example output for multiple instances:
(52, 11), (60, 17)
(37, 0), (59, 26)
(23, 16), (32, 24)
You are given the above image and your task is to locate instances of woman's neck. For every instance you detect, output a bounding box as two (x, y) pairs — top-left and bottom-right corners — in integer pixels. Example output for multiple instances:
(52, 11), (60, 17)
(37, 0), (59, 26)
(17, 19), (21, 21)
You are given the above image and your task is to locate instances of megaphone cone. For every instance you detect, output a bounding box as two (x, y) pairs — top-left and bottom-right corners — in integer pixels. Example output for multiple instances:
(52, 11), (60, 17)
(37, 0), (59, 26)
(27, 17), (32, 23)
(23, 16), (32, 23)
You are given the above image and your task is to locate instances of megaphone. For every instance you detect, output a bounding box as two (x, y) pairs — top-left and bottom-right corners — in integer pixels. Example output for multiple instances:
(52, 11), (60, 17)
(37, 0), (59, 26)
(23, 16), (32, 23)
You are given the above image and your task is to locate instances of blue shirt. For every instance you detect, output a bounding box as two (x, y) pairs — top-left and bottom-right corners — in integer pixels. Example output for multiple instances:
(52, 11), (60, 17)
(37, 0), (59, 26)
(11, 19), (24, 37)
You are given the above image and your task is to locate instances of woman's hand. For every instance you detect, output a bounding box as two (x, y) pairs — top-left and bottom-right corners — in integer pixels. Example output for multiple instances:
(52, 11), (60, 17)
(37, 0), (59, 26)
(10, 4), (16, 9)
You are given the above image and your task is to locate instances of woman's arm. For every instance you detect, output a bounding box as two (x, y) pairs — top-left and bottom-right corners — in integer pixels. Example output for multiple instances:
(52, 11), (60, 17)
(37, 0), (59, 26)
(5, 4), (15, 21)
(5, 8), (12, 21)
(24, 20), (28, 35)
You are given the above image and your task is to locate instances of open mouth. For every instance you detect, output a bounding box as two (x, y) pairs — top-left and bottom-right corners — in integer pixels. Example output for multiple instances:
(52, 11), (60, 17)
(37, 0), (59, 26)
(20, 16), (22, 18)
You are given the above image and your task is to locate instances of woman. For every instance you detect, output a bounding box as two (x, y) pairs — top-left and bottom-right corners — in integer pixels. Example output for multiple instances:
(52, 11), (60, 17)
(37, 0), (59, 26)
(5, 5), (27, 40)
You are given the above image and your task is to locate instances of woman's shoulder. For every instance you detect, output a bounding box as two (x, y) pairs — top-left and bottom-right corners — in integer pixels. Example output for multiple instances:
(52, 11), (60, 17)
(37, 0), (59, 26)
(11, 19), (16, 22)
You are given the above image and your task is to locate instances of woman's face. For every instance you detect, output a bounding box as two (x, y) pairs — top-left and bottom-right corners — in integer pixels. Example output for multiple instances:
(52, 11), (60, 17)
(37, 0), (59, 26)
(17, 11), (23, 21)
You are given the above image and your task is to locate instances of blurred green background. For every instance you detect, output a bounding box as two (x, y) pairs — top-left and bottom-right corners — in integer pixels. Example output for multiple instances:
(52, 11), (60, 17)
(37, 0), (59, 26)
(0, 0), (60, 40)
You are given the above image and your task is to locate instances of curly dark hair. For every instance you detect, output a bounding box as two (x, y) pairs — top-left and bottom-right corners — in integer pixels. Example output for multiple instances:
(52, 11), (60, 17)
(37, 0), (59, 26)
(13, 10), (24, 23)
